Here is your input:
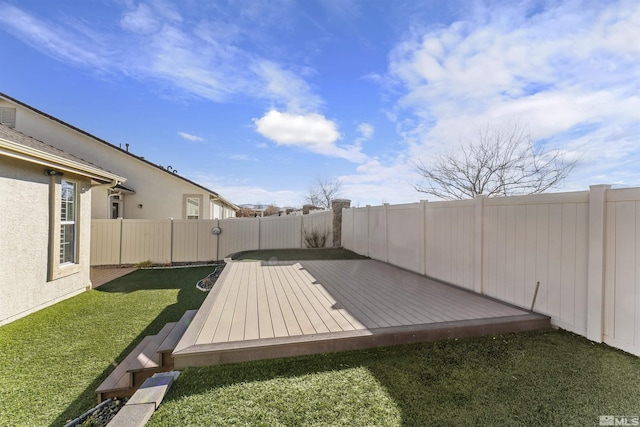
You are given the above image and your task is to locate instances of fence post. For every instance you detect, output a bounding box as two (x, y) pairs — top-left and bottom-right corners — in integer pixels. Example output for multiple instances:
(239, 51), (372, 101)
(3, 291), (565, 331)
(299, 215), (304, 249)
(365, 205), (371, 257)
(258, 216), (262, 250)
(331, 199), (351, 248)
(214, 219), (220, 261)
(384, 203), (390, 263)
(474, 195), (485, 294)
(421, 200), (428, 276)
(586, 184), (610, 343)
(118, 218), (123, 266)
(170, 218), (174, 264)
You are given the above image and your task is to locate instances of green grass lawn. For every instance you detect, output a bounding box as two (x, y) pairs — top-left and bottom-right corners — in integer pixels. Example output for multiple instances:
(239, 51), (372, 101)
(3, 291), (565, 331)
(232, 248), (369, 261)
(1, 254), (638, 427)
(149, 330), (640, 426)
(0, 267), (210, 427)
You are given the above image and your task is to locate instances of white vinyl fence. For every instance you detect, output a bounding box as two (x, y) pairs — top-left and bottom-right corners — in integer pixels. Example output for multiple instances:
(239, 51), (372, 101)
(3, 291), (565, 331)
(91, 210), (333, 266)
(342, 185), (640, 356)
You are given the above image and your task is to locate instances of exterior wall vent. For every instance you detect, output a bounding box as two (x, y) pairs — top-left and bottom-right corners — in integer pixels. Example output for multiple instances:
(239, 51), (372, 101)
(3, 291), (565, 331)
(0, 108), (16, 128)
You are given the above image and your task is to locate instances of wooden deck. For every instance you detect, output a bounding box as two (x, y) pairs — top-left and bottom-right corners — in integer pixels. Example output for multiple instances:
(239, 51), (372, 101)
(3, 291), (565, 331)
(173, 260), (550, 368)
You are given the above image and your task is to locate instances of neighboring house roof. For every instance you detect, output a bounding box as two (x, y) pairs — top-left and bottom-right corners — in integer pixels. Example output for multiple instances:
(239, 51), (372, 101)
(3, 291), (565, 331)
(0, 124), (126, 184)
(0, 92), (238, 211)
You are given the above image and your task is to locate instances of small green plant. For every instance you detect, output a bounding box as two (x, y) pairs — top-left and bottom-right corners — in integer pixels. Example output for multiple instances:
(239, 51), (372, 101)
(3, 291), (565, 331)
(135, 260), (154, 268)
(304, 228), (329, 248)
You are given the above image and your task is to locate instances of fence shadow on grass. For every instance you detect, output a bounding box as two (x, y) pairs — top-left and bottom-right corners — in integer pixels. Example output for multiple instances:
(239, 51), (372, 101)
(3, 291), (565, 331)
(50, 267), (212, 427)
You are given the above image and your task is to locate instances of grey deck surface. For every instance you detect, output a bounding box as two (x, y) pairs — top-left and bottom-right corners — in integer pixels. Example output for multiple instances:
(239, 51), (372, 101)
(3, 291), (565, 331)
(173, 260), (549, 368)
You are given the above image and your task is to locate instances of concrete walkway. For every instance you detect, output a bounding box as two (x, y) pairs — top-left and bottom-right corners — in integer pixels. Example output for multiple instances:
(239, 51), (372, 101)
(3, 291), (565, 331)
(90, 267), (137, 288)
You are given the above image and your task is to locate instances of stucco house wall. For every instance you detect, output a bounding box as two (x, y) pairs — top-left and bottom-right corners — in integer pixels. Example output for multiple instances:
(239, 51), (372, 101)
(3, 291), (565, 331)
(0, 94), (237, 220)
(1, 123), (125, 325)
(0, 158), (92, 325)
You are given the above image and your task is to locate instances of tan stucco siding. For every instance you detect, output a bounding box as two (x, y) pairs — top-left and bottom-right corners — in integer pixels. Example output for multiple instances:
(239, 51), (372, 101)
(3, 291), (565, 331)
(0, 157), (92, 325)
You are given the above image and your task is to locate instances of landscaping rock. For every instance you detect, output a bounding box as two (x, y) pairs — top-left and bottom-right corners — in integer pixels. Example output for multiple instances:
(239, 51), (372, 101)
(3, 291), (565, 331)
(78, 398), (128, 427)
(196, 262), (225, 291)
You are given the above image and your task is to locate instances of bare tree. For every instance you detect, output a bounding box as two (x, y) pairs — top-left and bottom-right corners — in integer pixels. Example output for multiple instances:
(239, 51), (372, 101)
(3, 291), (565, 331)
(236, 207), (258, 218)
(263, 204), (281, 216)
(305, 177), (343, 209)
(412, 124), (578, 200)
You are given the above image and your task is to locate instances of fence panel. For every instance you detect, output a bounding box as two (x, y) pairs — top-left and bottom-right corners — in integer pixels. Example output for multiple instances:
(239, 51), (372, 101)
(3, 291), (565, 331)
(367, 206), (388, 262)
(352, 208), (369, 255)
(172, 220), (199, 262)
(386, 203), (424, 274)
(260, 215), (302, 249)
(425, 201), (475, 290)
(172, 220), (220, 262)
(482, 192), (590, 335)
(90, 219), (121, 265)
(604, 188), (640, 356)
(196, 220), (220, 261)
(302, 211), (333, 248)
(90, 213), (337, 265)
(341, 209), (355, 251)
(120, 219), (172, 264)
(217, 218), (260, 258)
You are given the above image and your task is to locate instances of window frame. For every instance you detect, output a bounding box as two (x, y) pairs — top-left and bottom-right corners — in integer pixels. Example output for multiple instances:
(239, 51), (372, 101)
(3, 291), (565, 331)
(49, 176), (82, 280)
(59, 179), (77, 265)
(183, 194), (203, 220)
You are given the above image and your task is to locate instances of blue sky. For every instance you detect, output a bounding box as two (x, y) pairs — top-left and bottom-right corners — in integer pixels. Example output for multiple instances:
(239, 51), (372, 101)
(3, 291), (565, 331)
(1, 0), (638, 207)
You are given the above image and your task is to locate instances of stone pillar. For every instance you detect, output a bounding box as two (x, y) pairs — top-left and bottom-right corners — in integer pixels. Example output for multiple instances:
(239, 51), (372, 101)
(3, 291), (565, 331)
(332, 199), (351, 248)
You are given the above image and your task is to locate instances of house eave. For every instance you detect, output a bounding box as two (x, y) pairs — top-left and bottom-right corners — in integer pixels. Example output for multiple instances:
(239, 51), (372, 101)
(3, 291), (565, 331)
(0, 92), (238, 209)
(0, 137), (126, 184)
(211, 195), (240, 211)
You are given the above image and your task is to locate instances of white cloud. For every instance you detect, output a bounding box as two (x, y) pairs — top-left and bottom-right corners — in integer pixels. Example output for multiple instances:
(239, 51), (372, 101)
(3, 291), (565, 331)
(355, 159), (381, 173)
(120, 1), (182, 34)
(254, 109), (367, 162)
(0, 2), (322, 110)
(227, 153), (256, 161)
(254, 61), (322, 113)
(177, 131), (204, 142)
(190, 173), (304, 206)
(357, 122), (374, 140)
(120, 3), (159, 34)
(254, 110), (339, 145)
(386, 1), (640, 188)
(0, 3), (111, 70)
(341, 157), (424, 206)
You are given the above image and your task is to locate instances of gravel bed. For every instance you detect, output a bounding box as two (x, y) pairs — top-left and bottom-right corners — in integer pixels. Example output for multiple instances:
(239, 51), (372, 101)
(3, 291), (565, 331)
(196, 261), (226, 291)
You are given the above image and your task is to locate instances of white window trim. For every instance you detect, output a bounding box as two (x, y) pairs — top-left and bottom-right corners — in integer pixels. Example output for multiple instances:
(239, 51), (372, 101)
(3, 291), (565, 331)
(49, 175), (81, 280)
(183, 194), (203, 220)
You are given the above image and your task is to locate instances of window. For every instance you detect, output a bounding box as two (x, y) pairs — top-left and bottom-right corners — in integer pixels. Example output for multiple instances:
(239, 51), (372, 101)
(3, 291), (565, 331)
(49, 176), (81, 281)
(183, 194), (203, 220)
(59, 180), (77, 264)
(0, 107), (16, 128)
(186, 197), (200, 219)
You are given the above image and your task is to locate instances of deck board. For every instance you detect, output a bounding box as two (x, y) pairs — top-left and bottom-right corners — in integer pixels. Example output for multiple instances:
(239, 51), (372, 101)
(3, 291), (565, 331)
(174, 259), (550, 368)
(255, 263), (274, 339)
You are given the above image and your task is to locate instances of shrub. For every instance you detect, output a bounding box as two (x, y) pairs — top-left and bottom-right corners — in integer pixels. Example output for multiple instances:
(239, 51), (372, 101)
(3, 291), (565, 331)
(304, 228), (329, 248)
(135, 260), (153, 268)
